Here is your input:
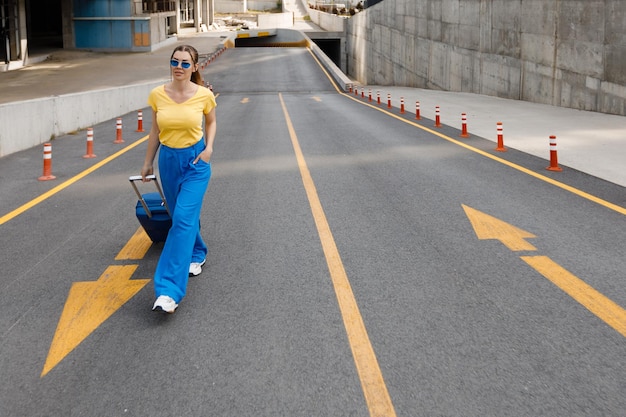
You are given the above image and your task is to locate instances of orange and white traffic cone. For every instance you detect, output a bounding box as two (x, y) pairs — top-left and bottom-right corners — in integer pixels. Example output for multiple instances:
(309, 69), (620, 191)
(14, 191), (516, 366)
(495, 122), (506, 152)
(460, 113), (469, 138)
(38, 143), (56, 181)
(136, 110), (144, 132)
(83, 128), (96, 158)
(546, 135), (562, 171)
(114, 117), (124, 143)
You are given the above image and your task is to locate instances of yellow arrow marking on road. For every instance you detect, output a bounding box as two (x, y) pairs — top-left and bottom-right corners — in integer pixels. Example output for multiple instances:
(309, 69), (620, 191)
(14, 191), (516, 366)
(521, 256), (626, 337)
(115, 227), (152, 260)
(312, 96), (322, 102)
(41, 265), (150, 377)
(241, 97), (249, 104)
(464, 205), (626, 338)
(462, 204), (537, 251)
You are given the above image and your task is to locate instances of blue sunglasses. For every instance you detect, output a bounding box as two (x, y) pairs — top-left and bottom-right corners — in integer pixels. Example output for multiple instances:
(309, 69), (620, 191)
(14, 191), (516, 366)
(170, 59), (192, 69)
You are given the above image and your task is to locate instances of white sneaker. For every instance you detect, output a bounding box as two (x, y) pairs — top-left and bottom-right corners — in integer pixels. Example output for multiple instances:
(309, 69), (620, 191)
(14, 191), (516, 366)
(152, 295), (178, 313)
(189, 258), (206, 276)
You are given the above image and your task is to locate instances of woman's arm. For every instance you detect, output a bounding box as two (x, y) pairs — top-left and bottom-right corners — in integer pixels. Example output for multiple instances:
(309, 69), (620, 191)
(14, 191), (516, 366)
(195, 107), (216, 164)
(141, 109), (161, 181)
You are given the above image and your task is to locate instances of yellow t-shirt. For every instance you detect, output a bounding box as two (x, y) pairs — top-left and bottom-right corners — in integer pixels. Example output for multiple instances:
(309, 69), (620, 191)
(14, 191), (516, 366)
(148, 84), (217, 148)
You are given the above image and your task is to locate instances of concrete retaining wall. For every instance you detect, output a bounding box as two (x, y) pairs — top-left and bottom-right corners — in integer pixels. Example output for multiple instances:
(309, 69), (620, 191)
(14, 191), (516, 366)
(258, 12), (294, 28)
(0, 80), (165, 157)
(345, 0), (626, 115)
(215, 0), (247, 13)
(308, 8), (348, 32)
(248, 0), (279, 11)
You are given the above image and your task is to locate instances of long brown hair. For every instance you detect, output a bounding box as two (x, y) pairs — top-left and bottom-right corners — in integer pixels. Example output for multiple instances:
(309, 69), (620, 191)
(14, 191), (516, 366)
(170, 44), (204, 86)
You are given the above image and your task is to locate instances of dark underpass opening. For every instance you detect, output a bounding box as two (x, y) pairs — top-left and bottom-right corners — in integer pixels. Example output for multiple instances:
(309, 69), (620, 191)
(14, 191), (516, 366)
(234, 36), (342, 70)
(310, 38), (341, 69)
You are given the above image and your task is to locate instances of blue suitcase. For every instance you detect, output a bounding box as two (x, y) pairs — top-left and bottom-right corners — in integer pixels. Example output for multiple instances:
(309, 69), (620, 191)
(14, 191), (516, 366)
(129, 175), (172, 242)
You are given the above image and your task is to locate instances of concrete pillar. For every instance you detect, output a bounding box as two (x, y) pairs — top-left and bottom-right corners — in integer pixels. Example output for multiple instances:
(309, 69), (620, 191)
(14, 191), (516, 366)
(175, 0), (181, 34)
(195, 0), (201, 31)
(17, 0), (27, 62)
(61, 0), (74, 48)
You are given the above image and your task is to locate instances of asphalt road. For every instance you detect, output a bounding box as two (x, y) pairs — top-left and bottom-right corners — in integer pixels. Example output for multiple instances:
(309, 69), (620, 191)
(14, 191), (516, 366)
(1, 47), (625, 416)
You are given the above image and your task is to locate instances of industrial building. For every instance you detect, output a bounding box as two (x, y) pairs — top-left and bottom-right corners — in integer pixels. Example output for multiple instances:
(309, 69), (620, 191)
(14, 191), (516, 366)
(1, 0), (217, 71)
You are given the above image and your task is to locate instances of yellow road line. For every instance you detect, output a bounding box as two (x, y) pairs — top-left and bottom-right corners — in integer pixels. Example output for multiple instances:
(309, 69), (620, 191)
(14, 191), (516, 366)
(278, 93), (396, 417)
(521, 255), (626, 337)
(307, 48), (626, 217)
(349, 96), (626, 216)
(0, 93), (219, 227)
(0, 136), (149, 227)
(307, 48), (344, 95)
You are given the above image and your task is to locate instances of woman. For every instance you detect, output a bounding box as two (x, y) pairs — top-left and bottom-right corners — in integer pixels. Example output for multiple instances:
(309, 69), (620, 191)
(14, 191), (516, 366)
(141, 44), (217, 313)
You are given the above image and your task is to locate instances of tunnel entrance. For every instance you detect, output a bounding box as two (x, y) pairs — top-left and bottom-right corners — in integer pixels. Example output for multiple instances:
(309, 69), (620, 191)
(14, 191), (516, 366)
(234, 35), (342, 70)
(310, 38), (341, 69)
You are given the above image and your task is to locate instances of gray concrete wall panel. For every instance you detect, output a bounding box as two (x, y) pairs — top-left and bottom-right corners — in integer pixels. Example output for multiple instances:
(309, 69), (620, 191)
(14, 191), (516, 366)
(0, 81), (163, 158)
(520, 32), (555, 67)
(442, 0), (460, 25)
(560, 1), (605, 43)
(345, 0), (626, 115)
(557, 39), (603, 78)
(605, 44), (626, 85)
(0, 99), (56, 156)
(606, 2), (626, 44)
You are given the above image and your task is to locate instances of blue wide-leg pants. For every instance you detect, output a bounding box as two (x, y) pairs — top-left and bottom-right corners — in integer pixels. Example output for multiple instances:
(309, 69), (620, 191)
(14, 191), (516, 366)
(154, 140), (211, 303)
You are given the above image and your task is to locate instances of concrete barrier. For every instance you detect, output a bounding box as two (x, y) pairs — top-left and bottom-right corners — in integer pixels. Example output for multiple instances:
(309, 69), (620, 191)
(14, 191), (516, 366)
(258, 12), (294, 29)
(304, 32), (351, 92)
(230, 28), (308, 46)
(0, 80), (165, 157)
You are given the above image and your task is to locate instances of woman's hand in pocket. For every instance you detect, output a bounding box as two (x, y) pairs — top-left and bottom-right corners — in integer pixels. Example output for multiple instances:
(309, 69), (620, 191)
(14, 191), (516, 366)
(193, 147), (213, 164)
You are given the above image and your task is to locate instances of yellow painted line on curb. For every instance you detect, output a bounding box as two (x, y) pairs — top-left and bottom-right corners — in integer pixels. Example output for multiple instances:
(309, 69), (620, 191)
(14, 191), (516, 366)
(307, 48), (626, 218)
(0, 135), (149, 227)
(521, 255), (626, 338)
(278, 93), (397, 417)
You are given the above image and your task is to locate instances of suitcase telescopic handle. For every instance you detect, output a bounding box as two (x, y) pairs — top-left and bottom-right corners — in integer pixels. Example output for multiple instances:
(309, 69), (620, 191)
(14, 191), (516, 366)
(128, 175), (171, 218)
